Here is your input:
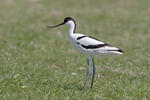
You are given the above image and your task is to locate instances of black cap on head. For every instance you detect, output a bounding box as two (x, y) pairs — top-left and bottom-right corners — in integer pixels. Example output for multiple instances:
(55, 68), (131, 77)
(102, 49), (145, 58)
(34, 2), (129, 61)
(64, 17), (75, 23)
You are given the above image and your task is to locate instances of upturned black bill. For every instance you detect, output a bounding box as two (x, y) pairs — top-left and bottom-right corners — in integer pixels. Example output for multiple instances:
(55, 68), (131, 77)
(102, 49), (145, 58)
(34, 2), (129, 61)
(48, 22), (65, 28)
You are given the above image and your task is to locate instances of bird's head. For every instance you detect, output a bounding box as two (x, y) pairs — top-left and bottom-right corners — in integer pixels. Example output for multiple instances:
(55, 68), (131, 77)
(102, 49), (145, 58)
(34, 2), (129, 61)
(48, 17), (76, 28)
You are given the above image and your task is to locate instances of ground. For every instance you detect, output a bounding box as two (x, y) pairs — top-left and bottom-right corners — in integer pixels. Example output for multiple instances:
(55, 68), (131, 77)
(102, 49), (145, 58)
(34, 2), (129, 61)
(0, 0), (150, 100)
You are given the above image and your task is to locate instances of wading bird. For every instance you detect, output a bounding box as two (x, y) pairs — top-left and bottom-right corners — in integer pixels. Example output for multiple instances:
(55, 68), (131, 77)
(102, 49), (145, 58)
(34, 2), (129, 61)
(48, 17), (123, 90)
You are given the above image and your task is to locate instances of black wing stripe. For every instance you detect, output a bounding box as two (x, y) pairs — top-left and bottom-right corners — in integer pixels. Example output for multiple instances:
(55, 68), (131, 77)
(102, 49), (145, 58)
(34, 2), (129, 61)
(81, 44), (110, 49)
(77, 36), (100, 41)
(77, 36), (87, 40)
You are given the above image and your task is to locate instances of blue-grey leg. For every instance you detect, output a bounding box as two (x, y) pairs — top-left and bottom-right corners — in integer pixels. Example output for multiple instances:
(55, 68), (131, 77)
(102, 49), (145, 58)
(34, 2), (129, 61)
(83, 57), (90, 90)
(91, 57), (95, 89)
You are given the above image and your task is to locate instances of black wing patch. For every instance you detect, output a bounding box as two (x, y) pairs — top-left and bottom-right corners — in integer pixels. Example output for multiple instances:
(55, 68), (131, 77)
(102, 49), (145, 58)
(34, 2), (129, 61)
(77, 36), (87, 40)
(81, 44), (110, 49)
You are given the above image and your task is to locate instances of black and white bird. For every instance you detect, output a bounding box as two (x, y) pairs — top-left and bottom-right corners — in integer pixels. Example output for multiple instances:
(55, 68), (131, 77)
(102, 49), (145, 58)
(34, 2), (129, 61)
(48, 17), (123, 90)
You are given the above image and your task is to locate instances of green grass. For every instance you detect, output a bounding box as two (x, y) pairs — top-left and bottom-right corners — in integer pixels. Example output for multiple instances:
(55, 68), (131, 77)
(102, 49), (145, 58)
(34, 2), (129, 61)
(0, 0), (150, 99)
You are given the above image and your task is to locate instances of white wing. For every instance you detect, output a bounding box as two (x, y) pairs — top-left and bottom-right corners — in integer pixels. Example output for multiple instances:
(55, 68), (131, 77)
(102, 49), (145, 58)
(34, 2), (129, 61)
(74, 33), (104, 45)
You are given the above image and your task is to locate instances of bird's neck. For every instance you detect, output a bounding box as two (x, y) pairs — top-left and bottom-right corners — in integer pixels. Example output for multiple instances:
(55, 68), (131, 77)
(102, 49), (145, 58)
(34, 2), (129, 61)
(67, 21), (76, 36)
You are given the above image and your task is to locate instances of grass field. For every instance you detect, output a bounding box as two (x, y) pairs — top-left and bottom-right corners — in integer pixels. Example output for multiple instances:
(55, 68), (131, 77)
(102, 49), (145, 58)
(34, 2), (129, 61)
(0, 0), (150, 100)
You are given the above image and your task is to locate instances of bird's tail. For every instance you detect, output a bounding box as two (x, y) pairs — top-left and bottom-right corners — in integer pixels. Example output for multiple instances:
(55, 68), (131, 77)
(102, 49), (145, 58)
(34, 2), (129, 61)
(108, 49), (123, 55)
(100, 46), (123, 55)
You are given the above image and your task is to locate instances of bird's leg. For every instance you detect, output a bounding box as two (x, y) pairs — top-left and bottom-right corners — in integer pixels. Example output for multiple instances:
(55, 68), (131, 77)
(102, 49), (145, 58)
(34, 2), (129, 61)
(91, 57), (95, 89)
(83, 57), (90, 90)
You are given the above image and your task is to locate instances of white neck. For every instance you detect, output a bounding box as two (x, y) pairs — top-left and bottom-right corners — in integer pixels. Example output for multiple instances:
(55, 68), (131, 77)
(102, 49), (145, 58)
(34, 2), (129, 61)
(66, 21), (76, 35)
